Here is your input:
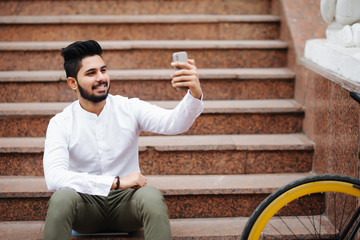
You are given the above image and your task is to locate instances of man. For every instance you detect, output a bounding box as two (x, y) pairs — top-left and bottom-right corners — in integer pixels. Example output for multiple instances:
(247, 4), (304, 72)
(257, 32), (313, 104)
(43, 40), (203, 239)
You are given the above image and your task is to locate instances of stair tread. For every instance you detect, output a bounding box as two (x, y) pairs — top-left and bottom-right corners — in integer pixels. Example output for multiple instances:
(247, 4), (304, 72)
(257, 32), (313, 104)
(0, 99), (303, 116)
(0, 214), (336, 239)
(0, 134), (314, 153)
(0, 40), (288, 51)
(0, 14), (281, 24)
(0, 173), (311, 197)
(140, 134), (314, 151)
(0, 0), (272, 16)
(0, 68), (295, 82)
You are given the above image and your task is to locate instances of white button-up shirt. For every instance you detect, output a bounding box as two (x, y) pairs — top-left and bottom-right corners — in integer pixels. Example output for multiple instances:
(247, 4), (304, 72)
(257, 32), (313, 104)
(43, 92), (204, 196)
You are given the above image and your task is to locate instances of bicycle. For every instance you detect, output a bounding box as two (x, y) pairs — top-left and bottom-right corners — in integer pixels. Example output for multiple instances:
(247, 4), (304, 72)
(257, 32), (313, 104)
(241, 92), (360, 240)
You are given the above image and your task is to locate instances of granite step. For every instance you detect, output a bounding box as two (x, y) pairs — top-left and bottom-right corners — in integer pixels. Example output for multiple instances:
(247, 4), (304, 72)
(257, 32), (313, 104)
(0, 215), (336, 240)
(0, 68), (295, 102)
(0, 99), (304, 137)
(0, 0), (272, 16)
(0, 15), (280, 41)
(0, 40), (288, 71)
(0, 173), (313, 221)
(0, 134), (314, 176)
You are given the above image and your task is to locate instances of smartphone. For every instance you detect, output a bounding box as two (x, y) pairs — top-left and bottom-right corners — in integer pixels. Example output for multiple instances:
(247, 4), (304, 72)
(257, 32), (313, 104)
(172, 51), (188, 70)
(172, 52), (188, 90)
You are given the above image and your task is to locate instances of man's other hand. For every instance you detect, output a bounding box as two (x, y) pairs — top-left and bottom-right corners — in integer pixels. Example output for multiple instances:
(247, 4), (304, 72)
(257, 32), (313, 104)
(120, 172), (147, 189)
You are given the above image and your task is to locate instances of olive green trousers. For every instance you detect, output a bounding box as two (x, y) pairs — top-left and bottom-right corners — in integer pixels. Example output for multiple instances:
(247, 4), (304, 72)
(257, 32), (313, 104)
(44, 186), (171, 240)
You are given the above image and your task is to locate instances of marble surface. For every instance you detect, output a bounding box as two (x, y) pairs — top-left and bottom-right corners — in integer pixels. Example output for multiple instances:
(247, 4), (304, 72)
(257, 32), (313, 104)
(0, 68), (295, 102)
(0, 78), (294, 103)
(0, 215), (338, 240)
(0, 112), (303, 137)
(0, 173), (311, 221)
(0, 18), (280, 41)
(305, 39), (360, 85)
(280, 0), (327, 58)
(0, 0), (272, 15)
(299, 65), (359, 178)
(0, 134), (314, 176)
(280, 0), (360, 178)
(0, 43), (288, 71)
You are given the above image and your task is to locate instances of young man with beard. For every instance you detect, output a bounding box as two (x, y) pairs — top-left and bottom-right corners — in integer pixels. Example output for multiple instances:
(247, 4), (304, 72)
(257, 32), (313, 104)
(43, 40), (203, 240)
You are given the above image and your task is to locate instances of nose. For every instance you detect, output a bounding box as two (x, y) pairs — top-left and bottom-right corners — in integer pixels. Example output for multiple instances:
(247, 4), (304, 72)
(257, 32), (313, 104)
(95, 71), (105, 81)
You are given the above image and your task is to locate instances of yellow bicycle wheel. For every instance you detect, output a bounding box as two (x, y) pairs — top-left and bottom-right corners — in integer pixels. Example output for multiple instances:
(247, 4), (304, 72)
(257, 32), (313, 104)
(241, 174), (360, 239)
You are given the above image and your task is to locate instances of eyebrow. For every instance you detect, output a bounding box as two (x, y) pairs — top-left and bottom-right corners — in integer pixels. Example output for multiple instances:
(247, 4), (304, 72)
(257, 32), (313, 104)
(84, 65), (107, 74)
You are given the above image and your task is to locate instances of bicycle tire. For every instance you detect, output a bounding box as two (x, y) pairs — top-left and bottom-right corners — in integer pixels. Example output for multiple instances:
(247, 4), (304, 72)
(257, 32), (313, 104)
(241, 174), (360, 239)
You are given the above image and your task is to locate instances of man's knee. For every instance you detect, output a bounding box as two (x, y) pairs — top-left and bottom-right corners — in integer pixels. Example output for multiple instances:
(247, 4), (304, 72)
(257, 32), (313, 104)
(44, 188), (82, 240)
(134, 186), (168, 215)
(47, 188), (80, 219)
(134, 186), (171, 239)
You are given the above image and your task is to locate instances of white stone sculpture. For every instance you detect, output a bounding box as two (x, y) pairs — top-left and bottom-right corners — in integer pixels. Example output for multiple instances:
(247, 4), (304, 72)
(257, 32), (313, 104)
(321, 0), (360, 47)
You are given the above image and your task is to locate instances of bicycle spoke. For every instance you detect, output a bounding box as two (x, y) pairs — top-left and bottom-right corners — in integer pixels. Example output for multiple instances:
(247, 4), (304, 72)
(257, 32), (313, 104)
(338, 192), (348, 235)
(331, 192), (338, 238)
(296, 196), (320, 237)
(267, 222), (286, 239)
(318, 213), (322, 239)
(339, 203), (360, 239)
(295, 215), (314, 237)
(279, 215), (299, 239)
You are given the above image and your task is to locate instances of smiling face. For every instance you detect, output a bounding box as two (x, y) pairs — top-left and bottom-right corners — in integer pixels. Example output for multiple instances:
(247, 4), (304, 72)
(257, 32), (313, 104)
(74, 55), (110, 104)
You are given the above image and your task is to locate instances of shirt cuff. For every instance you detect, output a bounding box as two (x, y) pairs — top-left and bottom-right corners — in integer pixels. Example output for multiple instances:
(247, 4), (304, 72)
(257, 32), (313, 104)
(90, 175), (116, 196)
(187, 89), (204, 101)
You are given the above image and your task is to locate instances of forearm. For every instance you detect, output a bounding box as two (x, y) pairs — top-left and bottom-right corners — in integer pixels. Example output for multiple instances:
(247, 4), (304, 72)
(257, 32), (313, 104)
(44, 164), (114, 196)
(110, 172), (147, 190)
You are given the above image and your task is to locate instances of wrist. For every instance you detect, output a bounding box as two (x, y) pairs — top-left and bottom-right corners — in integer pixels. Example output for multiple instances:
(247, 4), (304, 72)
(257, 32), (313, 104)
(189, 89), (202, 100)
(112, 176), (120, 190)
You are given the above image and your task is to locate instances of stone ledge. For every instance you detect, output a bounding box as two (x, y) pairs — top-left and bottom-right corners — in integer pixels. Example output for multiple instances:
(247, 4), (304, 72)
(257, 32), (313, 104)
(0, 215), (335, 240)
(0, 99), (303, 116)
(0, 68), (295, 82)
(0, 173), (311, 197)
(0, 40), (288, 51)
(0, 14), (281, 24)
(304, 39), (360, 92)
(139, 134), (314, 151)
(0, 134), (314, 153)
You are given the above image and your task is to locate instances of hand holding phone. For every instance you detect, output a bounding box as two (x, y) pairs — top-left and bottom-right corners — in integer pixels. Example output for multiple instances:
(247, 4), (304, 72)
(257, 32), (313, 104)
(172, 52), (188, 70)
(171, 52), (202, 99)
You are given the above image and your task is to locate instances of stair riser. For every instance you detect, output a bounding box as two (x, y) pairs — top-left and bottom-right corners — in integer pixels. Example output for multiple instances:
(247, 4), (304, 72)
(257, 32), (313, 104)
(0, 117), (50, 138)
(1, 193), (324, 221)
(0, 78), (294, 102)
(140, 150), (313, 175)
(1, 0), (271, 15)
(0, 153), (43, 176)
(1, 23), (279, 41)
(0, 49), (287, 71)
(188, 113), (304, 135)
(0, 113), (303, 138)
(1, 150), (313, 176)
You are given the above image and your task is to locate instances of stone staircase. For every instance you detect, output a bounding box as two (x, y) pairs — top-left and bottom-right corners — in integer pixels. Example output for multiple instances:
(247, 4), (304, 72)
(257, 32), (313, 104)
(0, 0), (317, 239)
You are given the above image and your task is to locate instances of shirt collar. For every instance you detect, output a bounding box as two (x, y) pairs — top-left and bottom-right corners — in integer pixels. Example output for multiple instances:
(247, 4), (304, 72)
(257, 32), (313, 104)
(76, 96), (110, 120)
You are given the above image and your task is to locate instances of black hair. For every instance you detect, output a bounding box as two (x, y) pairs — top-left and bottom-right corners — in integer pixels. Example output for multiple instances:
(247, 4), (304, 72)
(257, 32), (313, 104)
(61, 40), (103, 79)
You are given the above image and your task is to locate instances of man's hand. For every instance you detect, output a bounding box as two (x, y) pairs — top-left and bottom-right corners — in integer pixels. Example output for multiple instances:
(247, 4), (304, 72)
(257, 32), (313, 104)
(171, 59), (202, 99)
(119, 172), (147, 189)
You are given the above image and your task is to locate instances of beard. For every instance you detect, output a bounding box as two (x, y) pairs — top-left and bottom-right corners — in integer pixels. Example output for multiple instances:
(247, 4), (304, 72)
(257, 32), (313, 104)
(77, 80), (110, 103)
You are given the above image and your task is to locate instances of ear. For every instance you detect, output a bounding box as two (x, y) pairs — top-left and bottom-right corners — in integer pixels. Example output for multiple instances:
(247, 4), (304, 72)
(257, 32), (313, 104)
(67, 77), (77, 91)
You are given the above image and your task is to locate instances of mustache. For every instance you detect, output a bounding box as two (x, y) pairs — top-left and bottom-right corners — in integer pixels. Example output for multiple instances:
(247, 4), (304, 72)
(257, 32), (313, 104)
(92, 81), (108, 89)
